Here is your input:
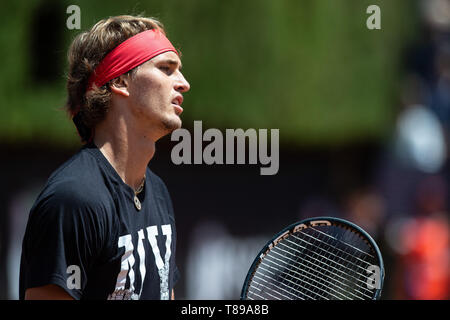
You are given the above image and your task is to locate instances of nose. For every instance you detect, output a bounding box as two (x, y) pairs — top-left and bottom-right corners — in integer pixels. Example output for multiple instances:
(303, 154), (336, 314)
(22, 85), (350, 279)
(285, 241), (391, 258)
(175, 71), (190, 93)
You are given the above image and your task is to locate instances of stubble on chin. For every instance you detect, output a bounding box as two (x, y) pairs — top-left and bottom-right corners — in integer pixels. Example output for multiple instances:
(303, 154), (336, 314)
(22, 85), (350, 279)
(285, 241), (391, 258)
(161, 117), (182, 134)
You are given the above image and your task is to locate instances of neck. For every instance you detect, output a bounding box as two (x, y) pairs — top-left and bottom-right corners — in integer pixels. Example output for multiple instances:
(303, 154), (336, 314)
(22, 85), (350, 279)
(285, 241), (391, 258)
(93, 118), (156, 191)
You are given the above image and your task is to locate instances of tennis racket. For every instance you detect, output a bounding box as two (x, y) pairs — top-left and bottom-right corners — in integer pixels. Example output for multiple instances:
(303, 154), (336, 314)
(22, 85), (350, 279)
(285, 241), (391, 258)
(241, 216), (384, 300)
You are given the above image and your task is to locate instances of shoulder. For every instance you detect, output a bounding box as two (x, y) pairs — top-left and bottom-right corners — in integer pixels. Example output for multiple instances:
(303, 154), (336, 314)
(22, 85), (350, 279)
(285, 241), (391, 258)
(30, 149), (112, 223)
(47, 146), (103, 190)
(35, 177), (104, 213)
(27, 174), (113, 253)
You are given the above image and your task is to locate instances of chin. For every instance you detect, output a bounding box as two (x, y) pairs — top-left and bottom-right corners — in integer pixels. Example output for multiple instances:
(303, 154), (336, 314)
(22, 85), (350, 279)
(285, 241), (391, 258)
(162, 116), (182, 133)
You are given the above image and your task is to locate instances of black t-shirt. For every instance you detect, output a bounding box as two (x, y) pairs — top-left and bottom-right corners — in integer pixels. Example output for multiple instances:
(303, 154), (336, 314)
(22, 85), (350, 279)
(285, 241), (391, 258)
(19, 143), (179, 300)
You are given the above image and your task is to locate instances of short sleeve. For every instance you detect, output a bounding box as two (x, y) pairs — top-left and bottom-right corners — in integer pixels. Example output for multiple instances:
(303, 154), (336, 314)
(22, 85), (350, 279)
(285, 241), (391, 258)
(20, 187), (106, 300)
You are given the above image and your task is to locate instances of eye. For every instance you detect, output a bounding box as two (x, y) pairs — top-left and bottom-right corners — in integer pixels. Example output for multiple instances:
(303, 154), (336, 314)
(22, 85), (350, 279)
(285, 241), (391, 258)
(159, 65), (173, 74)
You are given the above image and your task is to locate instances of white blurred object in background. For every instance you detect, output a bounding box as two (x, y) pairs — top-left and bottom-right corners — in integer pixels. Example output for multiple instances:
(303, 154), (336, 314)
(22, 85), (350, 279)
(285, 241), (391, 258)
(395, 104), (447, 173)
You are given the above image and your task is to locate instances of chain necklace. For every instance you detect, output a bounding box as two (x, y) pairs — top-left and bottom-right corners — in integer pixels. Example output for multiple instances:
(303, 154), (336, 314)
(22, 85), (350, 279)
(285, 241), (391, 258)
(133, 175), (146, 211)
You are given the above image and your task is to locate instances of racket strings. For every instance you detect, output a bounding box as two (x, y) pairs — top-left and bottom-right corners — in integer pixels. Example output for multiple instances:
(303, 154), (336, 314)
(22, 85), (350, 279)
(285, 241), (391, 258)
(267, 242), (371, 299)
(269, 244), (371, 298)
(255, 261), (333, 300)
(249, 274), (298, 300)
(251, 262), (336, 300)
(309, 227), (375, 261)
(286, 237), (366, 280)
(302, 227), (375, 274)
(292, 228), (374, 296)
(254, 266), (322, 299)
(246, 225), (379, 300)
(259, 251), (361, 299)
(286, 230), (374, 296)
(249, 255), (367, 300)
(291, 230), (373, 278)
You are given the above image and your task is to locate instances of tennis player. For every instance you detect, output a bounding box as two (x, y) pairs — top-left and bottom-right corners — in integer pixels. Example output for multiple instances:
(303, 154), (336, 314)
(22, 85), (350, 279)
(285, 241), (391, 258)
(19, 15), (190, 300)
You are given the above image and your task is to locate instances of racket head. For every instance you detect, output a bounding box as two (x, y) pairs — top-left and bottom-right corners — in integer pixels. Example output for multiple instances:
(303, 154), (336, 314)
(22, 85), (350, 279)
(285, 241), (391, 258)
(241, 216), (385, 300)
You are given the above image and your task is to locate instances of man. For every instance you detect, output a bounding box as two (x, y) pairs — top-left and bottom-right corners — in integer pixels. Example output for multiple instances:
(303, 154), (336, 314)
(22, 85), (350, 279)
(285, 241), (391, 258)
(19, 15), (190, 300)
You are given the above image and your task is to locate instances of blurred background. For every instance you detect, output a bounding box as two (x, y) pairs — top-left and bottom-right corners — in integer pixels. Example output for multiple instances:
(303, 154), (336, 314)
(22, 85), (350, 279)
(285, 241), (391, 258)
(1, 0), (449, 300)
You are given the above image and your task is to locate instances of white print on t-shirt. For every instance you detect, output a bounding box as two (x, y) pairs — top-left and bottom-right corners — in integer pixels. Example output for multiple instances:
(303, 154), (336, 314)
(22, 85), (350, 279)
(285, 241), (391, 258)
(108, 224), (172, 300)
(146, 225), (172, 300)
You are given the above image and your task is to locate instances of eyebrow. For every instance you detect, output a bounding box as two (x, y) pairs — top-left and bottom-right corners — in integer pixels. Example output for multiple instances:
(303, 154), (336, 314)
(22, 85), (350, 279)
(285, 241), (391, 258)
(162, 58), (182, 70)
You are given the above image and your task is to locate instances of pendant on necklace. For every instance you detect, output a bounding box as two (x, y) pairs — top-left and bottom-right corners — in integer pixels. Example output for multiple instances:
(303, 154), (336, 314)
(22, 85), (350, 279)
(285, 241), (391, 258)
(134, 195), (142, 211)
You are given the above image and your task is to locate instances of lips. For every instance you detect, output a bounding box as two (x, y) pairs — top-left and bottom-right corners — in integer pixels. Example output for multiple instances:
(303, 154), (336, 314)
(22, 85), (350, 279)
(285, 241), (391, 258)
(172, 95), (183, 106)
(171, 95), (184, 115)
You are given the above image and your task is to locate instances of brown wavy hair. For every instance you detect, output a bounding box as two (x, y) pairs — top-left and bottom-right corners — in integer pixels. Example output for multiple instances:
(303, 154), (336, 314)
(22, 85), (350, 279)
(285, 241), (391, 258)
(65, 15), (165, 142)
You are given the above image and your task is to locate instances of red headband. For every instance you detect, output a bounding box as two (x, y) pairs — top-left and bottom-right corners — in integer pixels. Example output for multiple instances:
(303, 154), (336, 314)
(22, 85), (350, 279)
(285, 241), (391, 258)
(87, 29), (178, 91)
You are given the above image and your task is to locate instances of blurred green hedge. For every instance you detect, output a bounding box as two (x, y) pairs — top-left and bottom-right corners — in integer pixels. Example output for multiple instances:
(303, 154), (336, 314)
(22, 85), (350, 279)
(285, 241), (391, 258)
(0, 0), (418, 147)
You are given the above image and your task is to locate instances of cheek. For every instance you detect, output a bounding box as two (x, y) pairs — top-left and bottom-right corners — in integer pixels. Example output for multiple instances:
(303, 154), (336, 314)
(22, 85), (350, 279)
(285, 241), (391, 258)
(130, 84), (154, 110)
(133, 75), (167, 107)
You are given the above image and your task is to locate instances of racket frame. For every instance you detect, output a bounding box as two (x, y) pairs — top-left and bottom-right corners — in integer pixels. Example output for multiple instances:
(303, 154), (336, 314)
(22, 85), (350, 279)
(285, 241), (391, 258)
(240, 216), (385, 300)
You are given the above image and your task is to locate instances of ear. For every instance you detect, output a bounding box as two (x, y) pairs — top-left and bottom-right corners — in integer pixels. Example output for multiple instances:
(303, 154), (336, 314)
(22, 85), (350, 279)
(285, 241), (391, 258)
(110, 75), (130, 97)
